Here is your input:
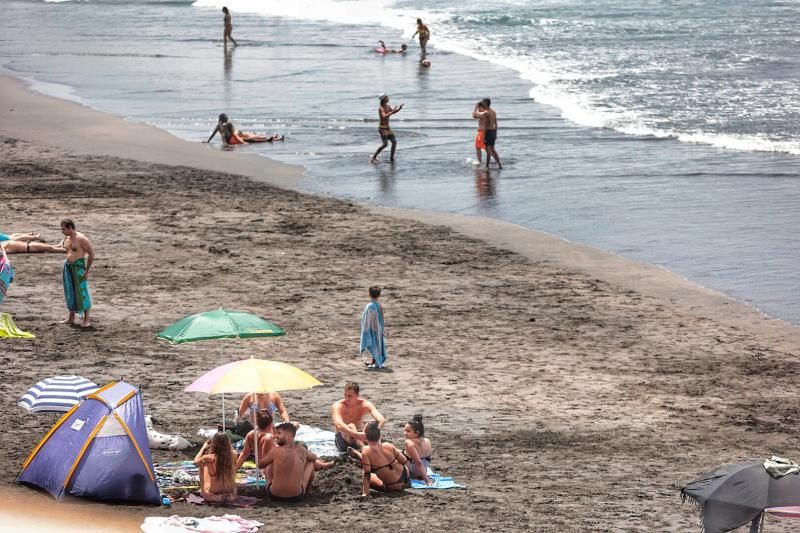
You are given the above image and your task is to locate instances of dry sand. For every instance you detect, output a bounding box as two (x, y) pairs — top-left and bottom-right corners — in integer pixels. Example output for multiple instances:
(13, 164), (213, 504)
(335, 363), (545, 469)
(1, 76), (799, 532)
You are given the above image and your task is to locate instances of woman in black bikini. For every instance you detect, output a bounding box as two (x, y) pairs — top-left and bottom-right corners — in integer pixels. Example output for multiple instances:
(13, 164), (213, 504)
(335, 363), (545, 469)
(358, 421), (410, 497)
(403, 414), (433, 485)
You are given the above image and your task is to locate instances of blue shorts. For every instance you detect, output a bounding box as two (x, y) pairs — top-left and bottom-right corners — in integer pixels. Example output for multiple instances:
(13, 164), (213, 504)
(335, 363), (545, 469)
(485, 129), (497, 147)
(0, 233), (9, 242)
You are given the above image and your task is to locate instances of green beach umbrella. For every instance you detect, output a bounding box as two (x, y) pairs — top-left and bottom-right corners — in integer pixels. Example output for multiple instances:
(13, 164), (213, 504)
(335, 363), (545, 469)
(156, 308), (286, 430)
(156, 308), (285, 344)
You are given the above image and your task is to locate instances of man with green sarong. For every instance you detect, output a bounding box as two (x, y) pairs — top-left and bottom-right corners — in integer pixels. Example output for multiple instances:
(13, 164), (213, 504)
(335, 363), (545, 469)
(60, 219), (94, 328)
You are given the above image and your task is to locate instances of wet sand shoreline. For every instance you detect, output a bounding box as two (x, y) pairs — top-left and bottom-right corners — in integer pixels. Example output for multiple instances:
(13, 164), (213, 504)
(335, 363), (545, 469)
(1, 75), (799, 532)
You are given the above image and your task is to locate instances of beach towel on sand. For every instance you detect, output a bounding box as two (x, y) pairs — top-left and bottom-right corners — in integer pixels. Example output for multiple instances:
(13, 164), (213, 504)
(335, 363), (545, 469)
(0, 249), (13, 304)
(63, 258), (91, 312)
(140, 514), (263, 533)
(409, 468), (466, 490)
(0, 313), (35, 339)
(359, 300), (386, 368)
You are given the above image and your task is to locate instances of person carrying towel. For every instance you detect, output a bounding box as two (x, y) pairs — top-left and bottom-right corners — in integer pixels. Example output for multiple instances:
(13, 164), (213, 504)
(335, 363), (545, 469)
(359, 285), (387, 368)
(59, 218), (94, 328)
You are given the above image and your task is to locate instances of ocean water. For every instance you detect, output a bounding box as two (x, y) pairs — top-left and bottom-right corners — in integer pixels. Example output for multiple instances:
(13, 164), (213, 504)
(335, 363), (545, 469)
(2, 0), (799, 323)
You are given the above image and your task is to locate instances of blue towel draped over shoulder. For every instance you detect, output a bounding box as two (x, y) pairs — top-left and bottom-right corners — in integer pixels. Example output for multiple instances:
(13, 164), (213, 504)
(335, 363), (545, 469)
(360, 300), (386, 368)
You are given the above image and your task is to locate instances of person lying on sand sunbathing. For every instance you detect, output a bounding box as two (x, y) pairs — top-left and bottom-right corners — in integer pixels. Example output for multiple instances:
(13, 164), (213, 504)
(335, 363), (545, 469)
(259, 422), (317, 502)
(205, 114), (284, 145)
(403, 414), (433, 485)
(236, 411), (276, 480)
(356, 421), (410, 497)
(0, 236), (64, 254)
(194, 432), (239, 503)
(331, 381), (385, 452)
(0, 232), (42, 243)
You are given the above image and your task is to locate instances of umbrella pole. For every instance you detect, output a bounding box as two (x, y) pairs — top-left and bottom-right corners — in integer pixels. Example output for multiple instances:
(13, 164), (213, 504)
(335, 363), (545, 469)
(220, 342), (226, 432)
(254, 423), (261, 490)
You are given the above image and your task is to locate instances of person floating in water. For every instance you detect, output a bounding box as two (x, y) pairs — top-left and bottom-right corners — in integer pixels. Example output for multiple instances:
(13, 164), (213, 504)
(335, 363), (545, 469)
(222, 7), (237, 47)
(376, 42), (407, 55)
(205, 114), (284, 145)
(412, 18), (430, 55)
(370, 94), (403, 163)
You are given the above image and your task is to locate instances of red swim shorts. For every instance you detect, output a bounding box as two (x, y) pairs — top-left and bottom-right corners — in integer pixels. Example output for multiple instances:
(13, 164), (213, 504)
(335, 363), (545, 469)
(475, 130), (486, 149)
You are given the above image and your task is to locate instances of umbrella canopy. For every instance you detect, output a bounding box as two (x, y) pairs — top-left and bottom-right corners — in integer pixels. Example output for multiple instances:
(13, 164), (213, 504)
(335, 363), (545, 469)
(185, 358), (322, 395)
(681, 461), (800, 533)
(156, 308), (285, 344)
(18, 375), (99, 413)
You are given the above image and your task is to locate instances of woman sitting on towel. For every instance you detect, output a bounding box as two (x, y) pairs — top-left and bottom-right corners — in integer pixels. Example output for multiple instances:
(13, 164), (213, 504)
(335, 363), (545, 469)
(357, 421), (410, 497)
(403, 414), (433, 485)
(194, 432), (239, 503)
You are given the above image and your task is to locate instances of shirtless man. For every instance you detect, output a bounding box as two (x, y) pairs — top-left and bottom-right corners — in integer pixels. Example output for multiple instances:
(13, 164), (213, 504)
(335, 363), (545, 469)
(59, 219), (94, 328)
(236, 411), (276, 479)
(331, 382), (385, 452)
(222, 7), (237, 47)
(259, 422), (317, 502)
(473, 98), (502, 168)
(370, 94), (404, 163)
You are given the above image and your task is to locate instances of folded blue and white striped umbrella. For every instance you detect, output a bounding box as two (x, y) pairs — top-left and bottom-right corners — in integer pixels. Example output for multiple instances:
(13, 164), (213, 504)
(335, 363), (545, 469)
(17, 375), (99, 413)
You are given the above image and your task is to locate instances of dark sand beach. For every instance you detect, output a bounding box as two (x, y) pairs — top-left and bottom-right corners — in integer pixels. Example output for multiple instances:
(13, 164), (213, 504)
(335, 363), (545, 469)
(1, 77), (799, 532)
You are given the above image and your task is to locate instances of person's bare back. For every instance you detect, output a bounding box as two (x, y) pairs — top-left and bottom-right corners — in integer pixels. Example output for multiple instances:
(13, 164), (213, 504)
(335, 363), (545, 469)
(260, 423), (316, 501)
(485, 107), (498, 131)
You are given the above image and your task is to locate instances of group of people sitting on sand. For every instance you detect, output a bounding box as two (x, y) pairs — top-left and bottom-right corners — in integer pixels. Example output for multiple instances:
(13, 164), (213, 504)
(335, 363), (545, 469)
(194, 381), (433, 503)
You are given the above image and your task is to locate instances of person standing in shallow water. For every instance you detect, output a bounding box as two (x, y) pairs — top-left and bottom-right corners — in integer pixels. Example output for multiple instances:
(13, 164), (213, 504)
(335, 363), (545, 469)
(371, 94), (403, 163)
(473, 98), (502, 168)
(222, 7), (237, 47)
(413, 18), (430, 56)
(59, 218), (94, 328)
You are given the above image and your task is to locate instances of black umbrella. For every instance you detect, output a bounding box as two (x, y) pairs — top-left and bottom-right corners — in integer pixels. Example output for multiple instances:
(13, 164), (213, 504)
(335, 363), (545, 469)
(681, 460), (800, 533)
